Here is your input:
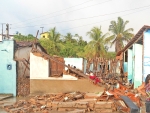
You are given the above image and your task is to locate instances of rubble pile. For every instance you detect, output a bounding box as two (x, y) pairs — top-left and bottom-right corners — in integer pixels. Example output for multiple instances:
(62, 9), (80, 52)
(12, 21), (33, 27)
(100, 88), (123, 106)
(3, 92), (113, 113)
(17, 76), (30, 96)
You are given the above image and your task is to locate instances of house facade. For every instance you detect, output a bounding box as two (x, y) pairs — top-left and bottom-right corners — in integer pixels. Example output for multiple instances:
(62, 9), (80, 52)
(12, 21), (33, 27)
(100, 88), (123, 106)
(116, 25), (150, 88)
(40, 32), (49, 39)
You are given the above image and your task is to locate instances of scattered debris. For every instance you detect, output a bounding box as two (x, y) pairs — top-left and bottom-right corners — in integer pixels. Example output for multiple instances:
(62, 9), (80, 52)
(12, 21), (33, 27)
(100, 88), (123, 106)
(2, 92), (114, 113)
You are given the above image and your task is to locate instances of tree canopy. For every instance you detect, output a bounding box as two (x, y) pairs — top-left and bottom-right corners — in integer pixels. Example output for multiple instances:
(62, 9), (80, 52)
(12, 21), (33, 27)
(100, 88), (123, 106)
(13, 17), (134, 59)
(106, 17), (134, 53)
(85, 26), (109, 58)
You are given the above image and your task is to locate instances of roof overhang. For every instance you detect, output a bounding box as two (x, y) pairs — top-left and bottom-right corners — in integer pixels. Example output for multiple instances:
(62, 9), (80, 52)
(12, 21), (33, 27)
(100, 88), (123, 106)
(116, 25), (150, 56)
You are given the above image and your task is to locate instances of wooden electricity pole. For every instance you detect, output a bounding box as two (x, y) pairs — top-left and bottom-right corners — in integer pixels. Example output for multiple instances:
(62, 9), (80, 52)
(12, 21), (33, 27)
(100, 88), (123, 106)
(40, 27), (44, 33)
(6, 23), (9, 38)
(1, 23), (5, 40)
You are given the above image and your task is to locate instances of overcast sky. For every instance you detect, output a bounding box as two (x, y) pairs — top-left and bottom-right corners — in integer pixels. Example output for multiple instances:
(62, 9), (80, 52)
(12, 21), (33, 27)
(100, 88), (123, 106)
(1, 0), (150, 50)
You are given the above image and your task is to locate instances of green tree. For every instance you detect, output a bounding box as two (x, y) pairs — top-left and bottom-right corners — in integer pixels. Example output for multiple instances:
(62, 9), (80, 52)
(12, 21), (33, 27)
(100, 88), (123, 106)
(74, 34), (87, 46)
(106, 17), (134, 53)
(64, 33), (73, 42)
(48, 27), (63, 55)
(39, 38), (54, 55)
(85, 26), (109, 58)
(14, 33), (35, 41)
(59, 41), (77, 57)
(39, 27), (63, 56)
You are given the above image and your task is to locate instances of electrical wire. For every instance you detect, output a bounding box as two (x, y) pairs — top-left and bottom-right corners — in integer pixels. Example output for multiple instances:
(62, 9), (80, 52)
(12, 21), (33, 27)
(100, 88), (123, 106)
(13, 0), (112, 25)
(11, 5), (150, 29)
(60, 7), (150, 31)
(12, 0), (93, 25)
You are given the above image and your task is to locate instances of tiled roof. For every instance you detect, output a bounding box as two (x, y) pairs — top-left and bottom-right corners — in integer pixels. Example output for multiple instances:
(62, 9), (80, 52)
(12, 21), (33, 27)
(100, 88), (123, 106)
(15, 41), (47, 53)
(15, 41), (33, 47)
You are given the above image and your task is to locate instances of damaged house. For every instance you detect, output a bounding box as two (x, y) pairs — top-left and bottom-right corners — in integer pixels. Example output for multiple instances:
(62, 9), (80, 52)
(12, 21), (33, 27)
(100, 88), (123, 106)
(116, 25), (150, 88)
(14, 41), (47, 96)
(0, 39), (48, 96)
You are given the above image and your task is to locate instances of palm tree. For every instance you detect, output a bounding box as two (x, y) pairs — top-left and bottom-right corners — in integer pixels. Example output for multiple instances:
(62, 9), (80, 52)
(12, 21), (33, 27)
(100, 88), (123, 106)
(64, 33), (73, 42)
(86, 26), (109, 58)
(74, 34), (86, 46)
(106, 17), (134, 53)
(48, 27), (62, 54)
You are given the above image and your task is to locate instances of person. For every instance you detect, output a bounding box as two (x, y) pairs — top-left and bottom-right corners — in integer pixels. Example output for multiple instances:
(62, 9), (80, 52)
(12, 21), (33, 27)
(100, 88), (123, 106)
(138, 74), (150, 113)
(89, 71), (101, 85)
(145, 75), (150, 113)
(89, 71), (96, 80)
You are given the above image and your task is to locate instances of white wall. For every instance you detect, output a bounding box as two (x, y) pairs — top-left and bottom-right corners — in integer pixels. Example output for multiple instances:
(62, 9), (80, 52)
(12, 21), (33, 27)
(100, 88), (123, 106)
(133, 43), (142, 88)
(30, 52), (49, 79)
(64, 58), (83, 71)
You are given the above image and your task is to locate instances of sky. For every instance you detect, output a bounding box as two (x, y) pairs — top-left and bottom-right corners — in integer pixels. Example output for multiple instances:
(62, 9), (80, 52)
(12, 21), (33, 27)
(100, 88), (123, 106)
(0, 0), (150, 51)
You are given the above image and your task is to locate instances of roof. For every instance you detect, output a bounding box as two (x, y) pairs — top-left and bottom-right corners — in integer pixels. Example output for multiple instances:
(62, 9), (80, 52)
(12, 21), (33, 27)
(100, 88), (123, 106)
(15, 41), (33, 47)
(40, 32), (49, 35)
(15, 41), (47, 53)
(116, 25), (150, 56)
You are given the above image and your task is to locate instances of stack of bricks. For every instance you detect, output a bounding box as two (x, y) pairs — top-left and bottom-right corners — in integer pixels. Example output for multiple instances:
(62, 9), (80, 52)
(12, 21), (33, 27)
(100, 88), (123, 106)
(3, 93), (113, 113)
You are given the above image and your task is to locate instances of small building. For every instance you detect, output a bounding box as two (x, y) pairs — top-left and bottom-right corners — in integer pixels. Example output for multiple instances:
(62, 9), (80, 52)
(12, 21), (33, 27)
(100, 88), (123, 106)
(40, 32), (49, 39)
(116, 25), (150, 88)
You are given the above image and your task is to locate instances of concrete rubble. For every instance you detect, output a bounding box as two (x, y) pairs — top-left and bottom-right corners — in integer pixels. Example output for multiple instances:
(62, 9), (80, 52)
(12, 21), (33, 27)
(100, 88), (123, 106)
(1, 47), (146, 113)
(1, 81), (146, 113)
(2, 92), (114, 113)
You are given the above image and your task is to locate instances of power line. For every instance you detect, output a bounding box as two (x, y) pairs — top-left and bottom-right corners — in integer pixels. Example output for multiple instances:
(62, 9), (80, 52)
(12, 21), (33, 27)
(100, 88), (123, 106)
(60, 7), (150, 31)
(13, 0), (112, 26)
(11, 5), (150, 29)
(11, 0), (94, 25)
(40, 27), (44, 33)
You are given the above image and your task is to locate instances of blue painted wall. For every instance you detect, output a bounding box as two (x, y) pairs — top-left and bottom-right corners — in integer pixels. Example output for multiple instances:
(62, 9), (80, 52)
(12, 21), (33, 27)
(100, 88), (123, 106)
(0, 40), (16, 96)
(123, 62), (127, 73)
(132, 44), (135, 83)
(127, 49), (133, 82)
(143, 30), (150, 82)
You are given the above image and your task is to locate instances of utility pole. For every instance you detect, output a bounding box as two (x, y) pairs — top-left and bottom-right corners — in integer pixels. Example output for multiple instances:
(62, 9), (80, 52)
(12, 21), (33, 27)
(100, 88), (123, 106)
(40, 27), (44, 33)
(1, 23), (5, 40)
(6, 23), (9, 38)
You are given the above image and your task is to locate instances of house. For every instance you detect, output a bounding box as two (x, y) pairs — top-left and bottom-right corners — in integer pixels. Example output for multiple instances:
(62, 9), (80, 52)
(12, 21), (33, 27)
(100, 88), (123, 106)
(0, 35), (48, 96)
(14, 41), (47, 96)
(0, 37), (106, 96)
(116, 25), (150, 88)
(40, 32), (49, 39)
(29, 48), (104, 94)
